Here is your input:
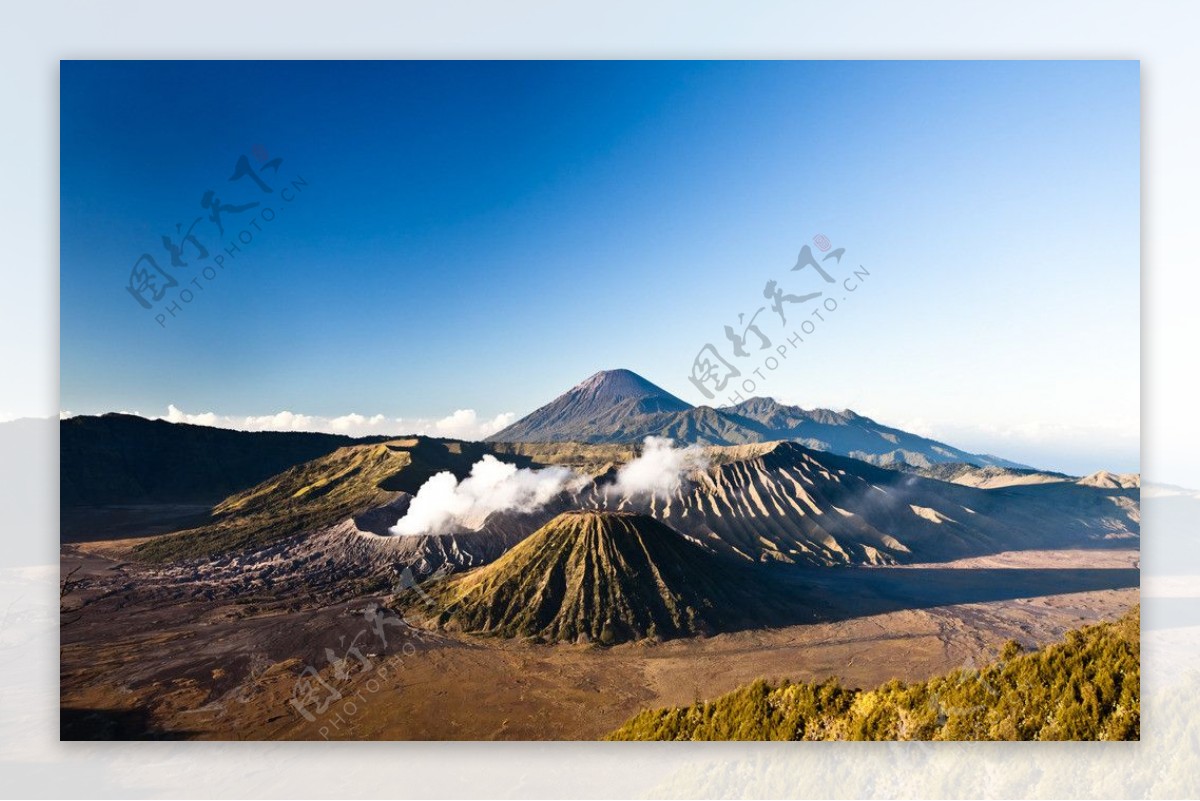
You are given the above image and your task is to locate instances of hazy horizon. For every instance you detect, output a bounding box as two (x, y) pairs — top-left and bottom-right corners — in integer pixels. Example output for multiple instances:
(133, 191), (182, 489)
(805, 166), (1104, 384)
(56, 361), (1134, 476)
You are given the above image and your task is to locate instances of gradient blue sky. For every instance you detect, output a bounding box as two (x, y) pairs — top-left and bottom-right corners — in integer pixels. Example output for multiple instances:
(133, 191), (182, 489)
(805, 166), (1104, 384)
(61, 61), (1139, 474)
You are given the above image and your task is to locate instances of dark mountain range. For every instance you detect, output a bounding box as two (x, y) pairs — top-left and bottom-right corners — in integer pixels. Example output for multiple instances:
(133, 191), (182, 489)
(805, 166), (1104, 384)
(427, 511), (779, 644)
(129, 435), (1137, 570)
(61, 369), (1028, 524)
(60, 413), (387, 507)
(488, 370), (1028, 469)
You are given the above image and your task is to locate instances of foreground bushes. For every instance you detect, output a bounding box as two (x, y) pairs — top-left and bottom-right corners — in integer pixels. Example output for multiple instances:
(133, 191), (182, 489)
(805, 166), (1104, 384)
(608, 607), (1139, 741)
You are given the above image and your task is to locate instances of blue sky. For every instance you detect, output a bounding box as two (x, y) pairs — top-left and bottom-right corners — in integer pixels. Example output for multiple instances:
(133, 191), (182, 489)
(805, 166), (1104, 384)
(60, 61), (1139, 473)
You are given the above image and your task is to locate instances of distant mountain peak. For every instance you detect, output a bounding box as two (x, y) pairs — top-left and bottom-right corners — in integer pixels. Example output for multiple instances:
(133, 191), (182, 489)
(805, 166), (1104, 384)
(573, 369), (678, 402)
(1077, 470), (1140, 489)
(488, 371), (1030, 470)
(723, 396), (863, 424)
(487, 369), (692, 443)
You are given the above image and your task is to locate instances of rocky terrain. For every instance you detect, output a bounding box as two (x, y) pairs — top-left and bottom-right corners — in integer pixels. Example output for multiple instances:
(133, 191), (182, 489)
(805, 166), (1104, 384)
(73, 434), (1136, 609)
(56, 374), (1141, 741)
(426, 511), (787, 644)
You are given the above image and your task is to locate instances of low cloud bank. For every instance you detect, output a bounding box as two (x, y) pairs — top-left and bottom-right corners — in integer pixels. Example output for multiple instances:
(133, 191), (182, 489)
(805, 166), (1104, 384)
(125, 404), (516, 440)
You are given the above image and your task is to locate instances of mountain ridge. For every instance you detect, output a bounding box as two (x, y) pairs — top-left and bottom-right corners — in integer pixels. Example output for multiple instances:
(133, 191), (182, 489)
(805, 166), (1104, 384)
(61, 413), (390, 508)
(488, 369), (1029, 470)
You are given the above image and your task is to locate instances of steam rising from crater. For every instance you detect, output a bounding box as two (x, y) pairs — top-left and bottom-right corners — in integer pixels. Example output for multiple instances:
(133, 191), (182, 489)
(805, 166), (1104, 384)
(390, 455), (587, 536)
(390, 437), (708, 537)
(605, 436), (709, 499)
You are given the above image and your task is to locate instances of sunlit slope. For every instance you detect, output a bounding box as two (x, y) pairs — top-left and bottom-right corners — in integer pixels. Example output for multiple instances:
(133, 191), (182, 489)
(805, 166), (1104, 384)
(608, 606), (1140, 741)
(132, 438), (511, 561)
(429, 511), (781, 644)
(592, 441), (1138, 566)
(131, 438), (1138, 568)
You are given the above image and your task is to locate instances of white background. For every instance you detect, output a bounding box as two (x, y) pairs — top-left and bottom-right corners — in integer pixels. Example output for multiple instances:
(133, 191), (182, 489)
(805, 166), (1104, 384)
(3, 1), (1197, 797)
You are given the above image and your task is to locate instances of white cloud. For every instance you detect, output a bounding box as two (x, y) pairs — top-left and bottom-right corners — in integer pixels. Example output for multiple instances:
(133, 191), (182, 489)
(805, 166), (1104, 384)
(241, 410), (317, 431)
(329, 413), (388, 433)
(432, 409), (516, 439)
(885, 416), (936, 438)
(149, 405), (514, 441)
(388, 436), (714, 537)
(166, 404), (219, 427)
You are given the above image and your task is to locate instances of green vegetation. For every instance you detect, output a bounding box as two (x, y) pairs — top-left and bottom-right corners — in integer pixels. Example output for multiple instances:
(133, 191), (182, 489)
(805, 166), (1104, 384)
(607, 606), (1139, 741)
(132, 442), (408, 561)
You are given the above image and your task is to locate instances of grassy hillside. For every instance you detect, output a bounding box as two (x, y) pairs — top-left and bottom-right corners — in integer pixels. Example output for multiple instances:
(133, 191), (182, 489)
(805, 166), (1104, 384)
(608, 606), (1139, 741)
(132, 438), (519, 562)
(430, 511), (784, 644)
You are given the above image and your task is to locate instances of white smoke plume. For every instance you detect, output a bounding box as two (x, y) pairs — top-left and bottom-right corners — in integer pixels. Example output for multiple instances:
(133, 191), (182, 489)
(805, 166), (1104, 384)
(606, 436), (709, 499)
(390, 455), (588, 537)
(389, 437), (709, 537)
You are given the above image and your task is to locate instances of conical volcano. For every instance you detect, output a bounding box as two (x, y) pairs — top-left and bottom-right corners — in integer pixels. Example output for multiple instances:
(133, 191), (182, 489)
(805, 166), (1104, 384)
(431, 510), (768, 644)
(486, 369), (695, 443)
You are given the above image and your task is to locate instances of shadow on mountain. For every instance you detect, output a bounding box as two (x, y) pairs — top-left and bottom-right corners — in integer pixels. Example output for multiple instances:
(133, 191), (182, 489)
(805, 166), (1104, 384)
(60, 706), (197, 740)
(421, 510), (1139, 644)
(60, 503), (216, 543)
(428, 560), (1140, 643)
(375, 438), (538, 495)
(773, 566), (1140, 627)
